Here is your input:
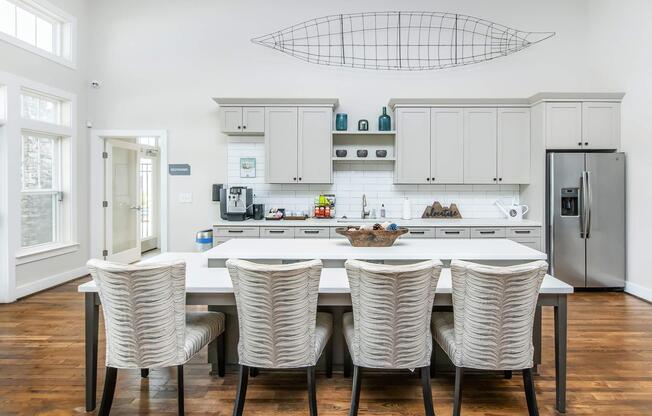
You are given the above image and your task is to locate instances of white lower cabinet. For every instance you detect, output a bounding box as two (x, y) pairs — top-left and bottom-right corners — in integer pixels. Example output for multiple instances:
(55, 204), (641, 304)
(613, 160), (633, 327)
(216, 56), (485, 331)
(509, 237), (542, 251)
(436, 227), (470, 239)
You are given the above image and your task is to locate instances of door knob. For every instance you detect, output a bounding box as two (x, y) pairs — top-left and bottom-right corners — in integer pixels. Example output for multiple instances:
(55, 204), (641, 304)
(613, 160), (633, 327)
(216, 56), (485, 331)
(129, 206), (142, 211)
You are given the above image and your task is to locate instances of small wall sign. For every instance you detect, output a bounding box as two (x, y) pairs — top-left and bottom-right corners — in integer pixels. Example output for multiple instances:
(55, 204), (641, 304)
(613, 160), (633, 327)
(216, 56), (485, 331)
(169, 164), (191, 176)
(240, 158), (256, 178)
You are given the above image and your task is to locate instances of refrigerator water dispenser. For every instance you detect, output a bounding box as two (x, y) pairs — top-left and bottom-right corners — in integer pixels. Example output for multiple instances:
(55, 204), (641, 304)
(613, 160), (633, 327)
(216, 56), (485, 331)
(560, 188), (579, 216)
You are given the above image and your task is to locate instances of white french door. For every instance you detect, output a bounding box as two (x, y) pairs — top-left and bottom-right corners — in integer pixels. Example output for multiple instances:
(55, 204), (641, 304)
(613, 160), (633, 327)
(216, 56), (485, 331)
(104, 140), (142, 264)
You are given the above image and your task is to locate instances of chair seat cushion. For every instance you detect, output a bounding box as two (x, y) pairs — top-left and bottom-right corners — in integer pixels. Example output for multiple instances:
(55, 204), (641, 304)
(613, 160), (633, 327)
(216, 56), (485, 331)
(431, 312), (458, 366)
(314, 312), (333, 360)
(184, 311), (225, 362)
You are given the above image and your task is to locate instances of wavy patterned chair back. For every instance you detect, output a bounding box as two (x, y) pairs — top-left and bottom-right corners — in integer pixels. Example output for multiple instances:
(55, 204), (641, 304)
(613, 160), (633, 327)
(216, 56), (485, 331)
(450, 260), (548, 370)
(345, 259), (443, 369)
(226, 259), (323, 368)
(87, 259), (187, 369)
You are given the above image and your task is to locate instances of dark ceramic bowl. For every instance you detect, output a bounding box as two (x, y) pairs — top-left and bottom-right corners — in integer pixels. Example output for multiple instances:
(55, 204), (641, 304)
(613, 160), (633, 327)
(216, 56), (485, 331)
(335, 149), (347, 157)
(357, 149), (368, 158)
(376, 149), (388, 158)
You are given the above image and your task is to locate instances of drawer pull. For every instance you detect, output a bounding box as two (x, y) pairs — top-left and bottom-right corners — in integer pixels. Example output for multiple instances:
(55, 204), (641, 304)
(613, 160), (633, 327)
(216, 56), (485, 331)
(410, 231), (425, 235)
(514, 230), (531, 234)
(303, 230), (320, 234)
(479, 231), (495, 235)
(228, 230), (244, 234)
(444, 231), (461, 235)
(269, 230), (286, 234)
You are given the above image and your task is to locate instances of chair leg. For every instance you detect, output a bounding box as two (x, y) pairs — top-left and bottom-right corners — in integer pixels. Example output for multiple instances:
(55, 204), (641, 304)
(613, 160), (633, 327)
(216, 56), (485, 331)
(420, 366), (435, 416)
(307, 366), (318, 416)
(348, 365), (362, 416)
(343, 340), (352, 378)
(177, 365), (184, 415)
(430, 348), (436, 378)
(217, 333), (226, 377)
(523, 368), (539, 416)
(98, 367), (118, 416)
(325, 337), (333, 378)
(233, 365), (249, 416)
(141, 369), (149, 378)
(453, 367), (464, 416)
(249, 367), (259, 377)
(504, 370), (512, 379)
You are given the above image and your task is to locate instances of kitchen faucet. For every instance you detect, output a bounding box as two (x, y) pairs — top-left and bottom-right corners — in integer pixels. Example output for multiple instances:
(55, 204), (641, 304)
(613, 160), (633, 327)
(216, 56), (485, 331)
(361, 194), (370, 219)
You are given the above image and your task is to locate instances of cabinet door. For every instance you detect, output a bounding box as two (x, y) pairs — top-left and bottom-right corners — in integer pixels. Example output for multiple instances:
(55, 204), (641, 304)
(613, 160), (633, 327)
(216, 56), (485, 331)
(265, 107), (298, 184)
(298, 107), (332, 183)
(242, 107), (265, 134)
(431, 108), (464, 183)
(395, 108), (431, 184)
(220, 107), (243, 133)
(497, 108), (531, 184)
(582, 102), (620, 150)
(545, 102), (582, 149)
(463, 108), (497, 184)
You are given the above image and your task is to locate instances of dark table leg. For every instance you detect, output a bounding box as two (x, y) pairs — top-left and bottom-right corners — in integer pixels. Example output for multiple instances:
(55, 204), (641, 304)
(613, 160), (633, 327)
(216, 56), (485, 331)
(85, 292), (99, 411)
(533, 305), (542, 373)
(208, 306), (221, 375)
(554, 295), (568, 413)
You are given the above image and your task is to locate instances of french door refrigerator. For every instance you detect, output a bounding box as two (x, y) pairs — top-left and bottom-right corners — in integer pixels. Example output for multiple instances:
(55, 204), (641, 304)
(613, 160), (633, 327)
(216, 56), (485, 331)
(546, 152), (625, 289)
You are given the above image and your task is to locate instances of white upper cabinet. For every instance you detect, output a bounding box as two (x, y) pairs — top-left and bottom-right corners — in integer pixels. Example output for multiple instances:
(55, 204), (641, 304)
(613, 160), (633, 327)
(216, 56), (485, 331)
(497, 108), (531, 184)
(582, 102), (620, 150)
(463, 108), (497, 184)
(298, 107), (332, 183)
(265, 107), (298, 184)
(242, 107), (265, 134)
(431, 108), (464, 184)
(545, 102), (582, 149)
(220, 106), (264, 134)
(395, 107), (431, 184)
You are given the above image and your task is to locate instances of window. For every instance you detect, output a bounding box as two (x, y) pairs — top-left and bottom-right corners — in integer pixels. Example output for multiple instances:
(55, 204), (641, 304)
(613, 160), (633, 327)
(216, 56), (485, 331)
(138, 136), (158, 147)
(20, 89), (68, 125)
(0, 0), (75, 66)
(20, 132), (61, 248)
(139, 158), (154, 239)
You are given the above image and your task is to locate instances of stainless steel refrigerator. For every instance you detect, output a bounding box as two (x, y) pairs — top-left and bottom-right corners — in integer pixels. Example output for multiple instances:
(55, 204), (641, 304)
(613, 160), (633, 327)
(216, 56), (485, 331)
(546, 152), (625, 289)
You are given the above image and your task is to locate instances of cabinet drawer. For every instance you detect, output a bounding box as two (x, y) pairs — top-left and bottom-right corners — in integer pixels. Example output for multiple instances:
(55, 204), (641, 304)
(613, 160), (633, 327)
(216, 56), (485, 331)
(261, 227), (295, 238)
(470, 227), (506, 238)
(295, 227), (329, 238)
(214, 226), (260, 238)
(507, 227), (541, 238)
(402, 227), (436, 238)
(330, 227), (346, 238)
(509, 237), (542, 251)
(437, 227), (470, 238)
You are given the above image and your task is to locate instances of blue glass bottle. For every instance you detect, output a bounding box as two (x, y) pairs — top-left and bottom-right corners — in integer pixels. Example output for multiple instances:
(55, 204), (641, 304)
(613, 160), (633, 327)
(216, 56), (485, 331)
(335, 113), (348, 131)
(378, 107), (391, 131)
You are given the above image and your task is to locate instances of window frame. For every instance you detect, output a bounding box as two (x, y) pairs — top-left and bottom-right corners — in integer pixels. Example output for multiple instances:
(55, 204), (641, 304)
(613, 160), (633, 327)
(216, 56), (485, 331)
(0, 0), (77, 69)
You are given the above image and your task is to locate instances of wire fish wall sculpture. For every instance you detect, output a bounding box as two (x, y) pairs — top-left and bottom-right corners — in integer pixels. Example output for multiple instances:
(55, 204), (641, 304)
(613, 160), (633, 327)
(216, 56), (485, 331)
(251, 11), (555, 71)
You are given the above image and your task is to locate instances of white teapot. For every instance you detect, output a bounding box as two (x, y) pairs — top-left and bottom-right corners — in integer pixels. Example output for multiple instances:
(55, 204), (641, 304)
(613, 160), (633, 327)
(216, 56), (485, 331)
(495, 200), (529, 221)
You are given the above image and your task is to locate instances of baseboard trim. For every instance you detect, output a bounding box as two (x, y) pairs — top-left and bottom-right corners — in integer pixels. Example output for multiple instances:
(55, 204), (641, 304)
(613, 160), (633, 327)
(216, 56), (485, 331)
(15, 266), (88, 299)
(625, 281), (652, 303)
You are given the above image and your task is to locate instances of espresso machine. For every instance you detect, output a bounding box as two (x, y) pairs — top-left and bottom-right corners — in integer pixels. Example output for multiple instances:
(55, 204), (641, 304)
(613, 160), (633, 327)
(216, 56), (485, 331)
(219, 186), (253, 221)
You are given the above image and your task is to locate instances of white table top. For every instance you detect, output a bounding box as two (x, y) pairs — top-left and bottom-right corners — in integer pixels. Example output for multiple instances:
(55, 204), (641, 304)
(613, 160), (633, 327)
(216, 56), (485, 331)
(204, 238), (547, 262)
(78, 252), (572, 295)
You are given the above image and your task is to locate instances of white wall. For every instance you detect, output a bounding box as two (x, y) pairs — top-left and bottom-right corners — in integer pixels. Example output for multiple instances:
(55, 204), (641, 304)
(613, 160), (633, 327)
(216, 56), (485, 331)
(587, 0), (652, 300)
(87, 0), (593, 251)
(0, 0), (89, 299)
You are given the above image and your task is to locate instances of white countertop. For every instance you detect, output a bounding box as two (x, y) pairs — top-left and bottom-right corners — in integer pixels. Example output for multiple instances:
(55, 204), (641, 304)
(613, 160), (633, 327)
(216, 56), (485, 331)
(78, 253), (571, 295)
(204, 238), (547, 261)
(213, 217), (542, 228)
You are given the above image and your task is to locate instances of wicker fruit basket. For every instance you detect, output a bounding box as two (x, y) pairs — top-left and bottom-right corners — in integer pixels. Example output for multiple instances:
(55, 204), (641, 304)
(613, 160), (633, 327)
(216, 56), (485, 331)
(335, 226), (408, 247)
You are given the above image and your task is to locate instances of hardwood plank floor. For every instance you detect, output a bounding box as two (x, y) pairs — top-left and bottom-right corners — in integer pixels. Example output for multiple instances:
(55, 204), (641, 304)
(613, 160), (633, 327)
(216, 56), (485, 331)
(1, 278), (652, 415)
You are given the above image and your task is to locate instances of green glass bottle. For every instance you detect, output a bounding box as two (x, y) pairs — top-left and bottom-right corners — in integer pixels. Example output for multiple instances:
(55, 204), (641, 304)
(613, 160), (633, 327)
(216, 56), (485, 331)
(378, 106), (391, 131)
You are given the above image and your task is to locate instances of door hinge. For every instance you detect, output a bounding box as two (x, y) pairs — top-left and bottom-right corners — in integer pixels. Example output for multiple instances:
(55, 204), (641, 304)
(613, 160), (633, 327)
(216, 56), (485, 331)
(102, 249), (108, 257)
(102, 151), (108, 159)
(102, 201), (108, 208)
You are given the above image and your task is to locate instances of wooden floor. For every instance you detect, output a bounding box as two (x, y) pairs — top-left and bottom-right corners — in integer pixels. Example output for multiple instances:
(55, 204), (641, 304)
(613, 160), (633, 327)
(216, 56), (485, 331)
(1, 279), (652, 416)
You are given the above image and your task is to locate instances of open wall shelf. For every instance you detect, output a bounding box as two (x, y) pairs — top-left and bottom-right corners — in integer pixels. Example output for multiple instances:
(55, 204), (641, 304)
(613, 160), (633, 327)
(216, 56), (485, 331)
(332, 130), (395, 135)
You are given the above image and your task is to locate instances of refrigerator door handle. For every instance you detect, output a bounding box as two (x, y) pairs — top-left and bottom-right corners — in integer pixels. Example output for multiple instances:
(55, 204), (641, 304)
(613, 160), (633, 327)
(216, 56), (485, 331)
(586, 170), (593, 239)
(581, 171), (588, 239)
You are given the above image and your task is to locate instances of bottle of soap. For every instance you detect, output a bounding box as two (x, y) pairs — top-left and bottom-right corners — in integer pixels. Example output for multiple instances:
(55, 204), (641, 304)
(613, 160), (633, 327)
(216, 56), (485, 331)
(380, 203), (386, 219)
(402, 198), (411, 220)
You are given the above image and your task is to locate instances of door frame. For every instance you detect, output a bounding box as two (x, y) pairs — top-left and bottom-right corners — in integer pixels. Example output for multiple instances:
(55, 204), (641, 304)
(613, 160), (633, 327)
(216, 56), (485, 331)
(90, 129), (168, 260)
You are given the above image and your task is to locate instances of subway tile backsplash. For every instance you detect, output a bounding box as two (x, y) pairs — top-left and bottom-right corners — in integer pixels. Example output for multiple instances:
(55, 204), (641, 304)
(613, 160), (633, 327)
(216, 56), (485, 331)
(227, 138), (519, 219)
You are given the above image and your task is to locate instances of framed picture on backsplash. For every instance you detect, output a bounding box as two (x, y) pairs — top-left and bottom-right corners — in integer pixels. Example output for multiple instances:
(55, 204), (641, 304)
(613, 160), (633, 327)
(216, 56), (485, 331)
(240, 157), (256, 178)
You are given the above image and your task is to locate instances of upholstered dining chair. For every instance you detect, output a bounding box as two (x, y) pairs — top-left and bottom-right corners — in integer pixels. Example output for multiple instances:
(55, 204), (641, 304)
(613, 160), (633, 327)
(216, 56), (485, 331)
(226, 259), (333, 416)
(431, 260), (548, 416)
(343, 259), (443, 416)
(86, 259), (226, 416)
